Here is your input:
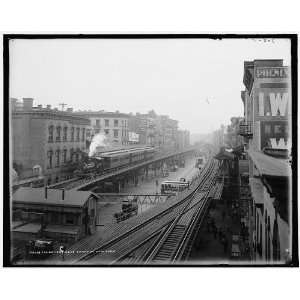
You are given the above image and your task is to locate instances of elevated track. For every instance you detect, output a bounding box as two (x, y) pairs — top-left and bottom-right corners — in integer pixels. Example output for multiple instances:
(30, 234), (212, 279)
(74, 158), (219, 265)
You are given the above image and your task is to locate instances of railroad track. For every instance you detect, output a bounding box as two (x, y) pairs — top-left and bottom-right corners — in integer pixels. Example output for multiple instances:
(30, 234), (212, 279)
(75, 159), (218, 264)
(142, 161), (218, 264)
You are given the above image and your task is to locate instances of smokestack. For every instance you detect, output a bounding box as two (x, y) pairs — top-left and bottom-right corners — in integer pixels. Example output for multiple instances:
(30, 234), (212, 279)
(23, 98), (34, 110)
(61, 188), (65, 200)
(45, 186), (48, 199)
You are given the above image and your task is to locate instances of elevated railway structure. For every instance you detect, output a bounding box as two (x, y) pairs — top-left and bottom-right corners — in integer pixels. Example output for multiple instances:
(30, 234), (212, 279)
(48, 147), (196, 191)
(46, 158), (220, 265)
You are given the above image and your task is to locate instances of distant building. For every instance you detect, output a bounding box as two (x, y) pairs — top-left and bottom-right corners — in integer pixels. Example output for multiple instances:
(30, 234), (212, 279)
(239, 59), (292, 263)
(11, 98), (91, 186)
(74, 111), (129, 146)
(128, 113), (156, 145)
(12, 187), (98, 243)
(177, 130), (190, 149)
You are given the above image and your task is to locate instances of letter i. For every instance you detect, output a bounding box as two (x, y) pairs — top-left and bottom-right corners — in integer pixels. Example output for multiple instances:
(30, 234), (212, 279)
(259, 93), (265, 116)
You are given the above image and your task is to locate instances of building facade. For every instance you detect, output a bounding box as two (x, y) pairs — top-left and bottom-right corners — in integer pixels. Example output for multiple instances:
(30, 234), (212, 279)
(74, 111), (129, 146)
(239, 59), (292, 263)
(11, 98), (91, 186)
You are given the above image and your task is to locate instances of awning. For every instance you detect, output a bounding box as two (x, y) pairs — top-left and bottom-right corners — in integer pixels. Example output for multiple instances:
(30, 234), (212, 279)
(247, 150), (291, 178)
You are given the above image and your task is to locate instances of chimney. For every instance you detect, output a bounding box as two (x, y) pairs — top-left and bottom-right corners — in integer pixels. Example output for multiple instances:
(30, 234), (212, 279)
(10, 98), (18, 111)
(46, 104), (51, 110)
(22, 98), (34, 110)
(67, 107), (73, 113)
(61, 188), (65, 200)
(45, 186), (48, 199)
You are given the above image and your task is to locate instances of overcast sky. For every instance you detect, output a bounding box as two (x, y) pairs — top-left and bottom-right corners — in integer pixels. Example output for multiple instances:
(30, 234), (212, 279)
(9, 38), (290, 134)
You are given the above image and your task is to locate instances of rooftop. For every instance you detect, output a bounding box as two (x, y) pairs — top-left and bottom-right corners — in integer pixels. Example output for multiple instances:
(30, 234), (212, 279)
(247, 150), (291, 178)
(13, 187), (98, 207)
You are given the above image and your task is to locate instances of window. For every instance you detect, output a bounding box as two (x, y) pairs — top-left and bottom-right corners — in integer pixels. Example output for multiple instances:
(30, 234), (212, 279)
(71, 127), (74, 141)
(47, 150), (53, 169)
(274, 125), (282, 134)
(104, 129), (109, 135)
(105, 119), (109, 127)
(55, 149), (60, 167)
(114, 119), (118, 127)
(56, 126), (61, 142)
(82, 128), (85, 142)
(63, 149), (67, 163)
(48, 125), (54, 143)
(70, 148), (74, 162)
(63, 126), (68, 141)
(65, 213), (75, 225)
(264, 124), (271, 134)
(114, 129), (119, 138)
(76, 128), (80, 141)
(96, 119), (100, 127)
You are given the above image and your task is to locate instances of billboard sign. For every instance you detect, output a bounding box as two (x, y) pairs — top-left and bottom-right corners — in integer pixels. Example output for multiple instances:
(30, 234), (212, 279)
(129, 132), (139, 142)
(256, 67), (289, 78)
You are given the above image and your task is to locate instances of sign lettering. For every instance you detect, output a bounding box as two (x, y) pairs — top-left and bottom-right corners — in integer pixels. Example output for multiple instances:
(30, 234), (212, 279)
(256, 67), (288, 78)
(258, 92), (289, 117)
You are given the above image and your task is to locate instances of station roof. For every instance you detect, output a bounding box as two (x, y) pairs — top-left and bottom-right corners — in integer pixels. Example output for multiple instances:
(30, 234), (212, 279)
(13, 187), (98, 207)
(247, 150), (291, 178)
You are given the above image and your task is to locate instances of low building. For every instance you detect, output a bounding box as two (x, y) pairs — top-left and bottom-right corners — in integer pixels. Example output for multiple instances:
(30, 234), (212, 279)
(12, 187), (99, 243)
(11, 98), (91, 186)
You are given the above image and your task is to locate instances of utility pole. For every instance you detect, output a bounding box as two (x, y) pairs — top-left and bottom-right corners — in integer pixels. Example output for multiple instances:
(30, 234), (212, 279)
(59, 103), (67, 111)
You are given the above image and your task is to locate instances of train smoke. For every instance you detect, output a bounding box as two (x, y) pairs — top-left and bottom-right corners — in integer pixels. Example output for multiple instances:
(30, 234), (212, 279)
(88, 133), (110, 157)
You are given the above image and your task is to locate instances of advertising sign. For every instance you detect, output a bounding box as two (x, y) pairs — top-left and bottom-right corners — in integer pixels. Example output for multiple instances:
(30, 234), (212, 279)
(129, 132), (139, 142)
(260, 120), (290, 150)
(256, 67), (289, 78)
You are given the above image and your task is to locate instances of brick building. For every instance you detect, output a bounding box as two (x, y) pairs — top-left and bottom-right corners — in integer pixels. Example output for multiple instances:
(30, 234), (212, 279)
(11, 98), (91, 186)
(239, 59), (292, 263)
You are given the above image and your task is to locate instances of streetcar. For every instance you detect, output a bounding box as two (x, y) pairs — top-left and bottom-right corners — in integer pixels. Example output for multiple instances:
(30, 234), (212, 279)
(160, 180), (190, 195)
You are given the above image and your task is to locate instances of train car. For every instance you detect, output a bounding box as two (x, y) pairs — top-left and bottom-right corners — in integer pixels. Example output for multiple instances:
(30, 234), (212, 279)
(160, 180), (190, 195)
(195, 155), (206, 169)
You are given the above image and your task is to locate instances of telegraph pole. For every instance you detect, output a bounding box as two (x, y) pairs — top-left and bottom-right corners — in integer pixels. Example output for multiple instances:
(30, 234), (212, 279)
(59, 103), (67, 111)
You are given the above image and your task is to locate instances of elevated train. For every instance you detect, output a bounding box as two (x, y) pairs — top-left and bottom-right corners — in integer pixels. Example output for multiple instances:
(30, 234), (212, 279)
(74, 146), (156, 178)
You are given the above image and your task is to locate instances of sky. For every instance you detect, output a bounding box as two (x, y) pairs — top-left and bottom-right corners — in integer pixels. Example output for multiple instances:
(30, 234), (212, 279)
(9, 38), (291, 134)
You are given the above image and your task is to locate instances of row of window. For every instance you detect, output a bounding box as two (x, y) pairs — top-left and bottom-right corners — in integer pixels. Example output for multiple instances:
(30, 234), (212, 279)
(48, 125), (86, 143)
(47, 148), (82, 169)
(94, 119), (128, 128)
(94, 129), (128, 138)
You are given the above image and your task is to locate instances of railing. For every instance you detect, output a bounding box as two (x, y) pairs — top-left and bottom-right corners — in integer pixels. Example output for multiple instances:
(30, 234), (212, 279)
(239, 121), (253, 137)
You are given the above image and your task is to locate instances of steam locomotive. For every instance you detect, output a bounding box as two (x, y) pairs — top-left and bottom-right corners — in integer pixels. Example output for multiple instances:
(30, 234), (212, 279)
(74, 147), (156, 178)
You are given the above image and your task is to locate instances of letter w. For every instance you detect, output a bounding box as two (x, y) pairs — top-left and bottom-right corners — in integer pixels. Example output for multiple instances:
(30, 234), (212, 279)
(269, 93), (288, 116)
(269, 138), (288, 149)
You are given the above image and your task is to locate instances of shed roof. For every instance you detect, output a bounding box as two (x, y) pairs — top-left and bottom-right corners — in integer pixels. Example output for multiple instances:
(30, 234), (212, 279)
(13, 187), (98, 207)
(248, 150), (291, 178)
